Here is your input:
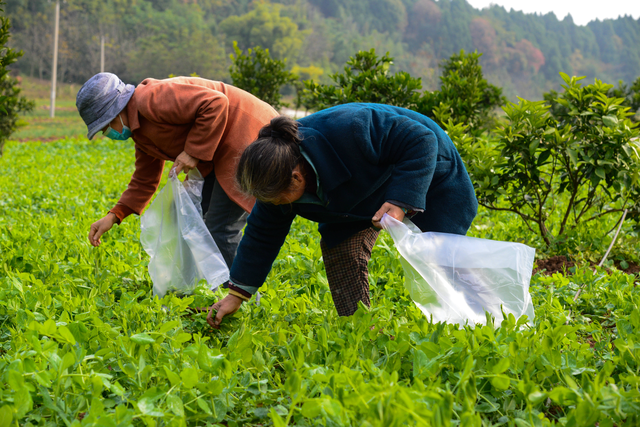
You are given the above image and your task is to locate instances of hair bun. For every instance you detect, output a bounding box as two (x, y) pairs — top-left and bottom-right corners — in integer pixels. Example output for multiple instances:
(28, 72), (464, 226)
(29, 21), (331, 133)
(258, 116), (301, 144)
(238, 116), (303, 201)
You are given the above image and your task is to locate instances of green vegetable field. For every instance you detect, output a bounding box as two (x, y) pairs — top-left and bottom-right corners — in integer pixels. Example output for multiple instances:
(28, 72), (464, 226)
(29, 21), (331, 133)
(1, 136), (639, 426)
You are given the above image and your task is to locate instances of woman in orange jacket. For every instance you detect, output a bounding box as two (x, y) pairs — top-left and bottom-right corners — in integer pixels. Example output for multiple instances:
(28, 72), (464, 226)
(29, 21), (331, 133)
(76, 73), (278, 267)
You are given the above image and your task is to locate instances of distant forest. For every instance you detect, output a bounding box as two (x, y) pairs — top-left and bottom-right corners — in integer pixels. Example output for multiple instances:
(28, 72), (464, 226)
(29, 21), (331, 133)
(6, 0), (640, 100)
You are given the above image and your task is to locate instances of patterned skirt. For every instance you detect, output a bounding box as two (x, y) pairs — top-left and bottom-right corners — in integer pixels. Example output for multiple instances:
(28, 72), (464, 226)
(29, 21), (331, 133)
(320, 227), (379, 316)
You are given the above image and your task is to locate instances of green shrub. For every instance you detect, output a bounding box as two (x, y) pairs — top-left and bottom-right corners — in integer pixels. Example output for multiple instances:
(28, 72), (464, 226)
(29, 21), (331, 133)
(229, 41), (297, 111)
(468, 73), (640, 248)
(300, 49), (423, 111)
(609, 77), (640, 119)
(418, 50), (505, 136)
(300, 48), (504, 140)
(0, 0), (34, 156)
(628, 77), (640, 119)
(545, 76), (640, 123)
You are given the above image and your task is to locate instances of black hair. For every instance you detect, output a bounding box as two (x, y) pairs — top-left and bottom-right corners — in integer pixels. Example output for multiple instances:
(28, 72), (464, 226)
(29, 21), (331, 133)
(236, 116), (302, 202)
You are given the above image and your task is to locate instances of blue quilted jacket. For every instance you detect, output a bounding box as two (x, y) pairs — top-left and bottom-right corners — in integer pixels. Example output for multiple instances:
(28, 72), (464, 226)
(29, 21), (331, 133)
(229, 103), (477, 293)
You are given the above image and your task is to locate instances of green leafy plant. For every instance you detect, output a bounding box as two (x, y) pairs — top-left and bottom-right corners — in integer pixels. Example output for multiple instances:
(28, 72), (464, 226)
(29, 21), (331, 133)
(470, 73), (640, 247)
(627, 77), (640, 119)
(301, 48), (504, 142)
(229, 41), (297, 111)
(418, 50), (505, 136)
(3, 75), (640, 425)
(546, 76), (640, 123)
(609, 77), (640, 119)
(300, 49), (423, 111)
(0, 0), (34, 156)
(1, 136), (640, 425)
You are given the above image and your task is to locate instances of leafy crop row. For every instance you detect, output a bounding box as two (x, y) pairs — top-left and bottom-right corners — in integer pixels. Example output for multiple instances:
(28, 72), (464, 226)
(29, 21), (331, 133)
(1, 140), (640, 426)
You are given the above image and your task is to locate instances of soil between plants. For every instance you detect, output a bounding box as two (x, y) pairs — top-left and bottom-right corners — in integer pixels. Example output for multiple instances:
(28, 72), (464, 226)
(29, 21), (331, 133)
(534, 255), (640, 276)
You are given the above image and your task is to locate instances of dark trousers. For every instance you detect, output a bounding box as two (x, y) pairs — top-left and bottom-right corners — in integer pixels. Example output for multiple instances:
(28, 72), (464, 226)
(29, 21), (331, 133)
(200, 172), (248, 269)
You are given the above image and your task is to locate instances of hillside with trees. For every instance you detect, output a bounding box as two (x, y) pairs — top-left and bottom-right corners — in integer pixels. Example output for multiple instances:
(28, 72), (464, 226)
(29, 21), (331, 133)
(4, 0), (640, 100)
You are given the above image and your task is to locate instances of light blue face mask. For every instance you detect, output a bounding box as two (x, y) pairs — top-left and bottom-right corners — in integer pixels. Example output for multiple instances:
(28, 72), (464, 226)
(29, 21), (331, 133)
(103, 115), (132, 140)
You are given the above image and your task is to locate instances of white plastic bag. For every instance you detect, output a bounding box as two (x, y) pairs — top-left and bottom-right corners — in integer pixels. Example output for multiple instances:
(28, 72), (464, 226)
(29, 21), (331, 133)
(140, 169), (229, 297)
(380, 214), (535, 326)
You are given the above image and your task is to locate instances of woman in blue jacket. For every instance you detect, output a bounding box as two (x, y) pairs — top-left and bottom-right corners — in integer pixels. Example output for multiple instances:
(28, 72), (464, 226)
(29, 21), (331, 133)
(207, 103), (478, 328)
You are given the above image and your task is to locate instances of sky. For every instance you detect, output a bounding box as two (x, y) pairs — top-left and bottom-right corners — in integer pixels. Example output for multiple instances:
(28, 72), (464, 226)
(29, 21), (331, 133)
(465, 0), (640, 26)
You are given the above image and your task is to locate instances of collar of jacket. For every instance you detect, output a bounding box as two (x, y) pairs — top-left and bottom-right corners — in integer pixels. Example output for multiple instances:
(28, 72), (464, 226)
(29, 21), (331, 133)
(124, 94), (141, 133)
(299, 127), (351, 195)
(297, 126), (395, 214)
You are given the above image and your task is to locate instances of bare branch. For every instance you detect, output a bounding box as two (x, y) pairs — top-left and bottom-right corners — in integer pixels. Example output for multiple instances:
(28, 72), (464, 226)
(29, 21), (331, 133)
(574, 209), (628, 302)
(478, 202), (537, 234)
(583, 208), (626, 225)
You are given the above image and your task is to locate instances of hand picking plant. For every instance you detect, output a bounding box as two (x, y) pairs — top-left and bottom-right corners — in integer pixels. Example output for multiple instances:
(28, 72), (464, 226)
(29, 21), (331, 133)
(468, 73), (640, 247)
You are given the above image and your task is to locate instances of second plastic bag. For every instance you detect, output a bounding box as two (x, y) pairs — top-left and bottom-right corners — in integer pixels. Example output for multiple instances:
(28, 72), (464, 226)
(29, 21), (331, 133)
(380, 214), (535, 326)
(140, 169), (229, 297)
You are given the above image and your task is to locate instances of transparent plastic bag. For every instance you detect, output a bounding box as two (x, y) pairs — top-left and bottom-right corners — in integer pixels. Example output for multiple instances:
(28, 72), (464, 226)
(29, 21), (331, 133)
(140, 169), (229, 297)
(380, 214), (535, 326)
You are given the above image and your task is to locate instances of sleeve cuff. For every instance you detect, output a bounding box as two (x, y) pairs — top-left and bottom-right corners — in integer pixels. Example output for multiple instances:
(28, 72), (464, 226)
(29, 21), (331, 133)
(110, 204), (136, 223)
(386, 200), (424, 216)
(183, 144), (212, 163)
(228, 289), (250, 301)
(225, 278), (260, 297)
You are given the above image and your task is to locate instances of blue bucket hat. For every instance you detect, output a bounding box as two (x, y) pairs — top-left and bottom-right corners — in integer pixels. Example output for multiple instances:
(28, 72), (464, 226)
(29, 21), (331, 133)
(76, 73), (135, 140)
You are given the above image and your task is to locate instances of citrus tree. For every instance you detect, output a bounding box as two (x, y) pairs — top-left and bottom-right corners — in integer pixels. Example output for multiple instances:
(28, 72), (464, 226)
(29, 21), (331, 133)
(0, 0), (33, 156)
(229, 41), (297, 111)
(466, 73), (640, 247)
(417, 50), (505, 137)
(300, 49), (423, 111)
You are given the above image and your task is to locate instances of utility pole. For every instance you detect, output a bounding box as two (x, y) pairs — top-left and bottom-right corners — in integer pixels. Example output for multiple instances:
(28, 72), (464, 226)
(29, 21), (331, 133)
(49, 0), (60, 119)
(100, 35), (105, 73)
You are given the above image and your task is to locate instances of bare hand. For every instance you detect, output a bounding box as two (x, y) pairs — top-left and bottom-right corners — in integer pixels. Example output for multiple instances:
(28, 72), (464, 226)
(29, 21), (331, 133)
(207, 294), (243, 329)
(171, 151), (199, 176)
(372, 202), (405, 228)
(88, 213), (118, 247)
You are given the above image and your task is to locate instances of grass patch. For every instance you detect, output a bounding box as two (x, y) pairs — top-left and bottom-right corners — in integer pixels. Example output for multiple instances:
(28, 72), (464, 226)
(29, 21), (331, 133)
(11, 76), (86, 141)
